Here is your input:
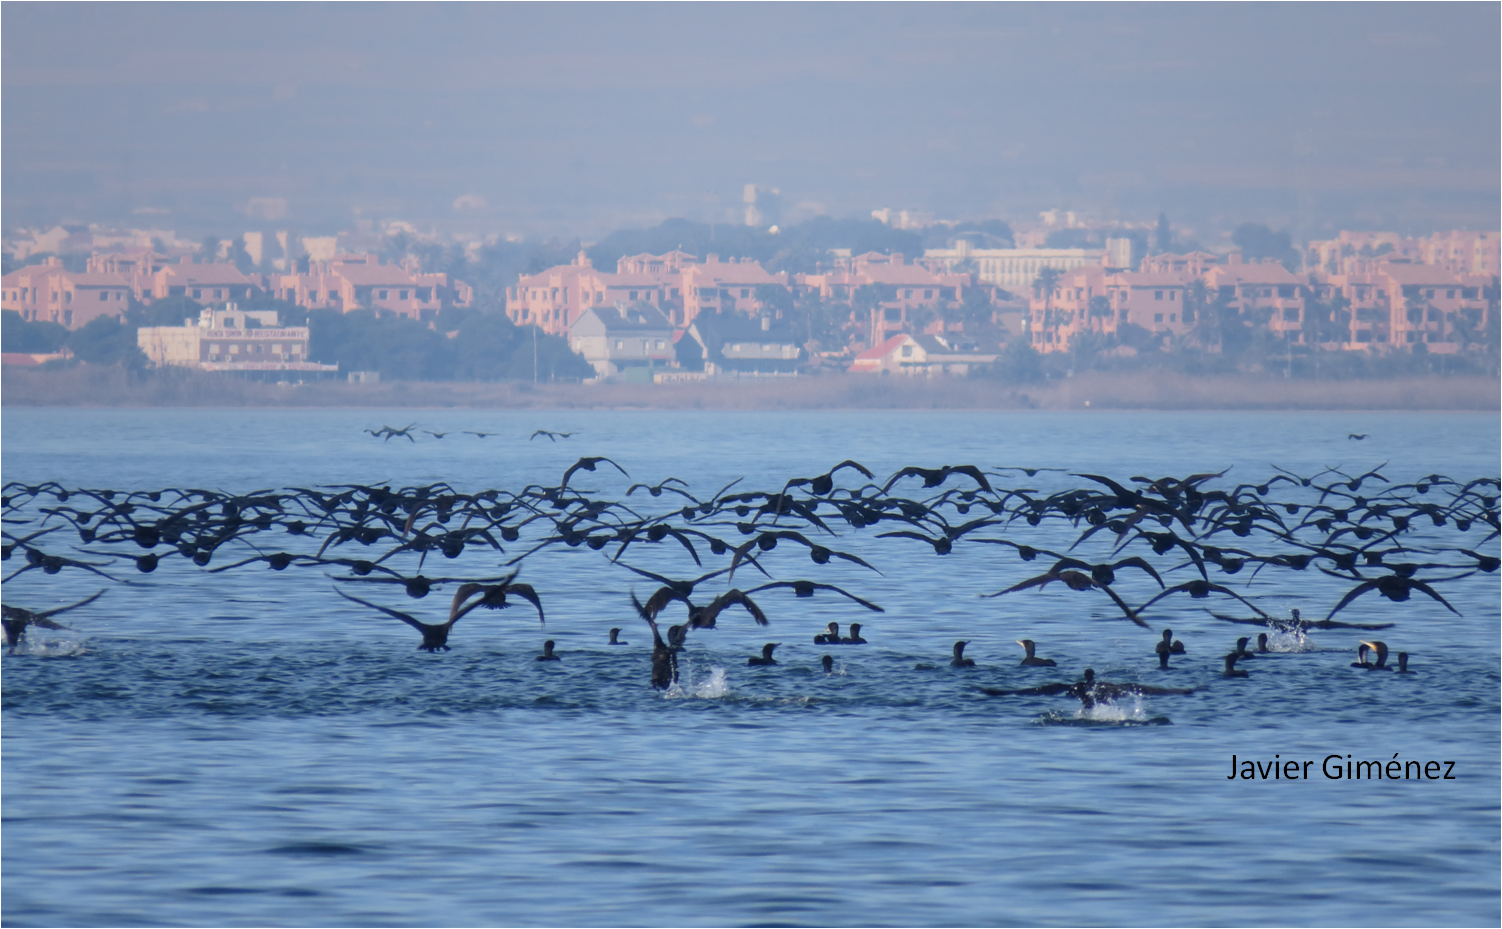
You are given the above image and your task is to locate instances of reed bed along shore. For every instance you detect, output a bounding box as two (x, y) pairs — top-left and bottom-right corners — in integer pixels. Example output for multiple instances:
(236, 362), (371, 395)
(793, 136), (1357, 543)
(3, 364), (1497, 411)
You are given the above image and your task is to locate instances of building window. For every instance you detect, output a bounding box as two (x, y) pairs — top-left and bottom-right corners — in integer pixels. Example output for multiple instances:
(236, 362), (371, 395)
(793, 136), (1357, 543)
(901, 345), (913, 358)
(924, 289), (933, 299)
(629, 291), (638, 300)
(193, 289), (202, 299)
(215, 289), (224, 299)
(290, 345), (302, 355)
(1119, 310), (1128, 321)
(1446, 289), (1455, 299)
(99, 291), (109, 301)
(399, 290), (408, 300)
(1425, 289), (1435, 299)
(1284, 308), (1301, 321)
(615, 340), (624, 349)
(741, 289), (749, 298)
(1169, 313), (1176, 322)
(230, 344), (240, 354)
(1154, 291), (1163, 300)
(378, 290), (388, 299)
(1154, 313), (1164, 323)
(1261, 289), (1271, 298)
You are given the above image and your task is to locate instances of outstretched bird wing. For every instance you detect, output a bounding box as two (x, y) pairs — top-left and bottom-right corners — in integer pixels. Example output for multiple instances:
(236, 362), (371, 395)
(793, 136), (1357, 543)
(337, 589), (431, 632)
(745, 580), (884, 612)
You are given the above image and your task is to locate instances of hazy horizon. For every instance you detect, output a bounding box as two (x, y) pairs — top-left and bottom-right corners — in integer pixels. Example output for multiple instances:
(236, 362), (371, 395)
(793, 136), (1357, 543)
(4, 2), (1498, 243)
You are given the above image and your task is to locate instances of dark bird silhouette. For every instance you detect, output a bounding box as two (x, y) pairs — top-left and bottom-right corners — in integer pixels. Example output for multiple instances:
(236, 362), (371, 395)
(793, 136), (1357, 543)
(2, 590), (105, 653)
(981, 667), (1195, 707)
(607, 627), (627, 645)
(951, 640), (976, 667)
(883, 464), (993, 494)
(1016, 639), (1056, 666)
(536, 640), (560, 661)
(638, 613), (679, 690)
(463, 430), (500, 438)
(821, 654), (834, 673)
(986, 566), (1146, 627)
(1351, 643), (1372, 668)
(1222, 654), (1249, 678)
(1256, 633), (1271, 653)
(422, 430), (451, 439)
(561, 456), (630, 489)
(1136, 580), (1271, 621)
(814, 621), (840, 644)
(748, 643), (780, 666)
(1231, 637), (1257, 660)
(744, 580), (885, 614)
(365, 424), (417, 443)
(843, 623), (868, 644)
(1348, 434), (1369, 440)
(1325, 574), (1461, 620)
(337, 578), (543, 652)
(530, 430), (577, 442)
(1396, 652), (1413, 674)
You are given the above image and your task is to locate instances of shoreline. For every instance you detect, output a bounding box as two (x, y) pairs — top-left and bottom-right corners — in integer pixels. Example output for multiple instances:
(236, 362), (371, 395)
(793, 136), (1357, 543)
(3, 366), (1498, 412)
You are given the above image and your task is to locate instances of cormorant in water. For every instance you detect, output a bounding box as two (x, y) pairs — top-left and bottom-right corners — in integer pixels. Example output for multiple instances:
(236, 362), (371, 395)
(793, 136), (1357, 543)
(1016, 639), (1056, 667)
(951, 641), (976, 667)
(842, 623), (867, 644)
(1256, 633), (1271, 653)
(748, 643), (780, 666)
(1223, 654), (1249, 678)
(536, 640), (560, 661)
(2, 590), (105, 653)
(1231, 637), (1257, 660)
(1396, 652), (1414, 674)
(607, 627), (627, 645)
(1350, 643), (1372, 668)
(640, 615), (678, 689)
(1361, 640), (1392, 671)
(821, 655), (834, 673)
(982, 667), (1195, 708)
(1155, 629), (1186, 659)
(814, 622), (841, 644)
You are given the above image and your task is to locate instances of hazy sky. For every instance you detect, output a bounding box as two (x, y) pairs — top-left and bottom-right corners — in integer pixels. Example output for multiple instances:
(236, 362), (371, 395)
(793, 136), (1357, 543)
(4, 2), (1498, 241)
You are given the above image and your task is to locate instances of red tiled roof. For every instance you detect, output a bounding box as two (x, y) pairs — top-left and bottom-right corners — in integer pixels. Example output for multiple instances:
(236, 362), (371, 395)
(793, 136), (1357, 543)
(853, 333), (910, 361)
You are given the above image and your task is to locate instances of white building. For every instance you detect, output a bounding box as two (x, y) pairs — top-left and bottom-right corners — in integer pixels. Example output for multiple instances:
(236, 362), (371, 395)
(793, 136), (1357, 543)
(567, 303), (677, 377)
(137, 305), (338, 374)
(923, 241), (1106, 293)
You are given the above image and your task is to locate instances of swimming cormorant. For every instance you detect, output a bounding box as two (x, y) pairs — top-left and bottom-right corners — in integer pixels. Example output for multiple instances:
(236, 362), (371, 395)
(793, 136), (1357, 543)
(1351, 643), (1372, 668)
(951, 641), (976, 667)
(1222, 654), (1249, 678)
(814, 622), (840, 645)
(536, 640), (560, 661)
(748, 643), (780, 666)
(843, 623), (867, 644)
(1231, 637), (1257, 660)
(1256, 633), (1271, 653)
(1396, 652), (1413, 674)
(821, 655), (834, 673)
(1016, 639), (1056, 666)
(607, 627), (627, 645)
(1361, 640), (1392, 671)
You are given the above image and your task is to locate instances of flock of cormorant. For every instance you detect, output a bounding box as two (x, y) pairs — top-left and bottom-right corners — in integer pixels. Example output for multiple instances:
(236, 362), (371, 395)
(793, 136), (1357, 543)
(3, 447), (1497, 707)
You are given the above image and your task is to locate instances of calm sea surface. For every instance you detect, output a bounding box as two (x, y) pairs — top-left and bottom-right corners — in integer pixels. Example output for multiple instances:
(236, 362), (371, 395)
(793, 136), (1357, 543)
(3, 408), (1499, 927)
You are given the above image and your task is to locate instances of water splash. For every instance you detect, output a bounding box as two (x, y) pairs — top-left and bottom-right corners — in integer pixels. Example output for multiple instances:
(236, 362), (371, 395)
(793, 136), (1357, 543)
(665, 665), (731, 700)
(6, 637), (88, 658)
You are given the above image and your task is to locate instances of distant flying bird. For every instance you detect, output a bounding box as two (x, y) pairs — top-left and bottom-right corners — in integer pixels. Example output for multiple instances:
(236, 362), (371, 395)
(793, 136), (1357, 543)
(530, 430), (577, 442)
(463, 431), (500, 438)
(423, 430), (451, 439)
(1348, 434), (1369, 440)
(365, 424), (417, 442)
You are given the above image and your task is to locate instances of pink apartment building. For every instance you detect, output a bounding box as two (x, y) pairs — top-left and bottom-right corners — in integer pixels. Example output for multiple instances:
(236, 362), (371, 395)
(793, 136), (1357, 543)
(272, 254), (470, 319)
(2, 257), (133, 328)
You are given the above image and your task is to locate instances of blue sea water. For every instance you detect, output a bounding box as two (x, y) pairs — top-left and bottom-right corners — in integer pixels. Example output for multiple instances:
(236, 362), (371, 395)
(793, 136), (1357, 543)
(2, 408), (1499, 927)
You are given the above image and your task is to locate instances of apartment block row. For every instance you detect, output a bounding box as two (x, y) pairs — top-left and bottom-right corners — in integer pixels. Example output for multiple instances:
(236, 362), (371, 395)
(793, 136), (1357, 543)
(1024, 252), (1494, 355)
(507, 249), (995, 363)
(2, 249), (472, 330)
